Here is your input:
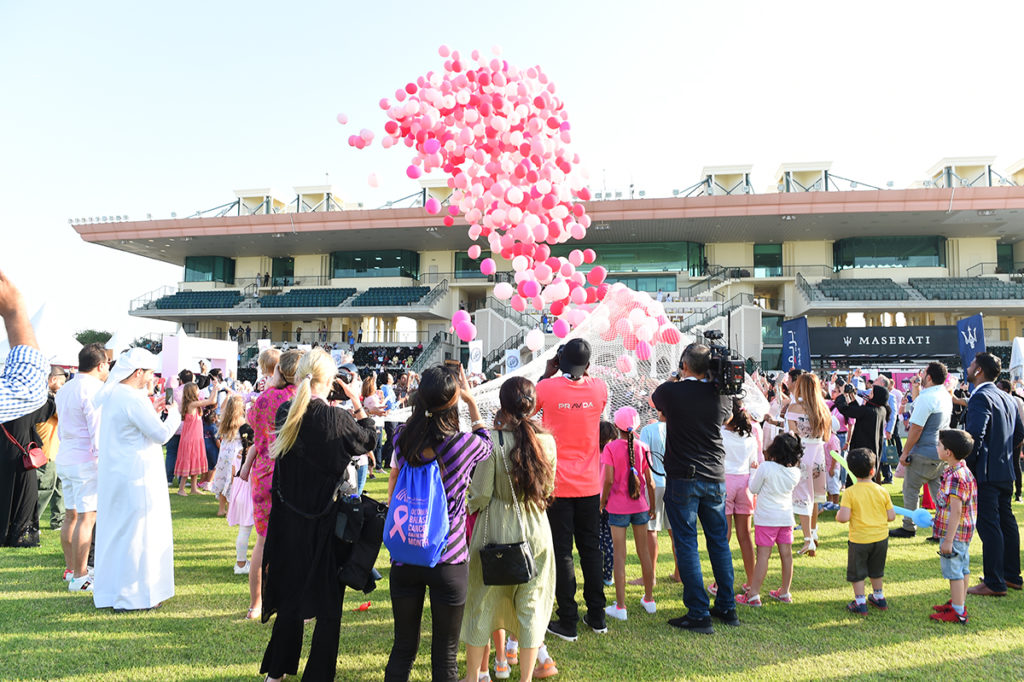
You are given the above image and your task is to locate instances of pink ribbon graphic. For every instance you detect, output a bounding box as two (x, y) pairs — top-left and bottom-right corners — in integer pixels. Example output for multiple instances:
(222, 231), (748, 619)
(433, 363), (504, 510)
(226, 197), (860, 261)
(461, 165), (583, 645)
(389, 505), (409, 542)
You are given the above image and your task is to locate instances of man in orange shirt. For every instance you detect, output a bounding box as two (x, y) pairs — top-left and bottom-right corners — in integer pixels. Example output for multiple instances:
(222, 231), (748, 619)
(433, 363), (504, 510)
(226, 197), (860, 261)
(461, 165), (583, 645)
(535, 339), (609, 641)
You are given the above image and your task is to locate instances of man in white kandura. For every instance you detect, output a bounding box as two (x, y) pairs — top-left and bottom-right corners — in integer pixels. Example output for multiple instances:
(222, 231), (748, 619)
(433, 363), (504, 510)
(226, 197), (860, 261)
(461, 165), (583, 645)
(93, 348), (181, 612)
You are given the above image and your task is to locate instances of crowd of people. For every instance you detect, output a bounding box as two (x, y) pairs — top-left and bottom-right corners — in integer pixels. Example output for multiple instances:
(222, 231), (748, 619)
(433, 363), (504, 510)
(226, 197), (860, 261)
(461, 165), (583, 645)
(1, 265), (1024, 680)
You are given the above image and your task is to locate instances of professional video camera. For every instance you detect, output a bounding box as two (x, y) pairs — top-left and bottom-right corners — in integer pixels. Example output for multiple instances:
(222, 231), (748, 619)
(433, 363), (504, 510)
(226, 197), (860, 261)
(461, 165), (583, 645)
(703, 330), (746, 396)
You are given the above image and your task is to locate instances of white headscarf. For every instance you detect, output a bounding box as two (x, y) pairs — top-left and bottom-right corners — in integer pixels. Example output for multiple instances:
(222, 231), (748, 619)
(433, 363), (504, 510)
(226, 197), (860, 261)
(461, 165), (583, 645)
(97, 348), (161, 405)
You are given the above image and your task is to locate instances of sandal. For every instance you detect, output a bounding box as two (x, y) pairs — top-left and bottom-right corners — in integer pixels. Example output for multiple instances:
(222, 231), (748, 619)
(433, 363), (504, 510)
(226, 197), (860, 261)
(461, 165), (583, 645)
(533, 659), (559, 679)
(246, 607), (262, 620)
(797, 540), (816, 557)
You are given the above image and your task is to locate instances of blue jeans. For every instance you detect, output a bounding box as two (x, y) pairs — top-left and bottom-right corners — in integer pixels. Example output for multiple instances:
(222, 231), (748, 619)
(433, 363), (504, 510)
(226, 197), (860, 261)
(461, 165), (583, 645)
(664, 478), (735, 618)
(356, 464), (368, 496)
(164, 434), (180, 483)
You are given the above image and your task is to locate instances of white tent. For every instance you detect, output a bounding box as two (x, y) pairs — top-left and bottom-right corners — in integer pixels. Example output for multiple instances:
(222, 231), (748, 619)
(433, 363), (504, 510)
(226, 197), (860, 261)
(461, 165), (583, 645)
(0, 303), (83, 367)
(1011, 336), (1024, 381)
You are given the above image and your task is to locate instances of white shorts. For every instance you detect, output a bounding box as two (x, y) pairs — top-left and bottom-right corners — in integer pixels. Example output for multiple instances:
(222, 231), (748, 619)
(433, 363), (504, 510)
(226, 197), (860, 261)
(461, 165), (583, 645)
(647, 486), (671, 532)
(827, 465), (845, 495)
(57, 460), (98, 513)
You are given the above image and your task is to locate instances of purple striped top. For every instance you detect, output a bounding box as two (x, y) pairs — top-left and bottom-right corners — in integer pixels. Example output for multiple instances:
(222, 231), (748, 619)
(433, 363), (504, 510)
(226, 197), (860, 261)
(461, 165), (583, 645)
(392, 426), (492, 565)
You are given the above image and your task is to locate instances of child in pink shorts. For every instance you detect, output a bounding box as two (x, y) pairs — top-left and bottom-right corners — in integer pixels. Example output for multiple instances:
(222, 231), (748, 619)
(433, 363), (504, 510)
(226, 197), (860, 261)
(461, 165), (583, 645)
(714, 399), (762, 594)
(737, 433), (803, 606)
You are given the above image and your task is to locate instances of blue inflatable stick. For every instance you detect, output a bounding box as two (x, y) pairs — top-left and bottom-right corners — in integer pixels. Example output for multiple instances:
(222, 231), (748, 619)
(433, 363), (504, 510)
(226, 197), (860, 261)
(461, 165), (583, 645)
(892, 505), (933, 528)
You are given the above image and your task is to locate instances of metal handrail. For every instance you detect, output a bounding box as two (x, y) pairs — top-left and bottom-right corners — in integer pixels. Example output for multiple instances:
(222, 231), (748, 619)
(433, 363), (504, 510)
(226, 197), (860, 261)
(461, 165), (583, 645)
(484, 331), (526, 371)
(484, 297), (541, 329)
(410, 331), (454, 374)
(419, 279), (450, 307)
(129, 285), (177, 312)
(679, 293), (755, 333)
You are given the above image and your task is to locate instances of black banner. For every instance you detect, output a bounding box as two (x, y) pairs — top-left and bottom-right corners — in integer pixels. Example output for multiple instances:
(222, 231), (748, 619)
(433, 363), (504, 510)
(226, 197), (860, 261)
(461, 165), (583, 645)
(809, 326), (958, 358)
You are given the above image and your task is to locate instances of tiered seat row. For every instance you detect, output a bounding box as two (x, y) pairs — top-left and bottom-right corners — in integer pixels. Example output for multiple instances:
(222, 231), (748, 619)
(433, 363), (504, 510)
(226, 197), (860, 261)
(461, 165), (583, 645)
(259, 288), (356, 308)
(349, 287), (431, 307)
(909, 277), (1024, 300)
(817, 278), (909, 301)
(154, 290), (243, 309)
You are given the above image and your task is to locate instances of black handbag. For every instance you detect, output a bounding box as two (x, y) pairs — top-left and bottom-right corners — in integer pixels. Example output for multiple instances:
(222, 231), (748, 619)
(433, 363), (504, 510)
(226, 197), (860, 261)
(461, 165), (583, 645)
(479, 432), (536, 586)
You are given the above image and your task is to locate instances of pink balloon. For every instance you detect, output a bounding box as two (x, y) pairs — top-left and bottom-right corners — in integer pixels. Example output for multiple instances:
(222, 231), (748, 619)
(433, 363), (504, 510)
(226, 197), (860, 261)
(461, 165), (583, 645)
(660, 325), (682, 345)
(452, 310), (471, 327)
(467, 245), (481, 259)
(510, 294), (525, 312)
(616, 354), (634, 374)
(570, 223), (586, 240)
(520, 280), (541, 298)
(493, 282), (514, 300)
(569, 249), (584, 267)
(424, 197), (441, 214)
(336, 113), (348, 124)
(533, 262), (553, 282)
(525, 328), (545, 352)
(480, 258), (497, 276)
(552, 319), (570, 338)
(583, 248), (596, 264)
(367, 172), (379, 188)
(635, 340), (652, 361)
(587, 266), (607, 286)
(569, 286), (586, 304)
(407, 165), (423, 179)
(455, 322), (476, 343)
(424, 139), (441, 154)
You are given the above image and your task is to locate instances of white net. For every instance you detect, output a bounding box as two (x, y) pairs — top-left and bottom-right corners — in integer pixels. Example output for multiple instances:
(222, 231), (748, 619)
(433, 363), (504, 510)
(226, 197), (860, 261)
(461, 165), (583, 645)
(389, 295), (770, 428)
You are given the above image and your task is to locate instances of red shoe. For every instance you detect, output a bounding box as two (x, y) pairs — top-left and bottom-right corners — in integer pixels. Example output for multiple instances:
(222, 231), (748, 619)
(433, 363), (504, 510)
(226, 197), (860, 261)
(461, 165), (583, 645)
(706, 582), (718, 596)
(929, 608), (968, 624)
(932, 600), (953, 613)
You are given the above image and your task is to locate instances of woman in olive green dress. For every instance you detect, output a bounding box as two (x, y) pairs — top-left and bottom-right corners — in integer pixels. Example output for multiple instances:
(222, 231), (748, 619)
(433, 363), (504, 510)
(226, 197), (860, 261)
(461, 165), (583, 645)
(463, 377), (556, 682)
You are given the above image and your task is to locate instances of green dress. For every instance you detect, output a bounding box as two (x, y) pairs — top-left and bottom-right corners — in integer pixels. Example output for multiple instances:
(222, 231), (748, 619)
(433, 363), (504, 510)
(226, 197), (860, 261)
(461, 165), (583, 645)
(461, 430), (557, 648)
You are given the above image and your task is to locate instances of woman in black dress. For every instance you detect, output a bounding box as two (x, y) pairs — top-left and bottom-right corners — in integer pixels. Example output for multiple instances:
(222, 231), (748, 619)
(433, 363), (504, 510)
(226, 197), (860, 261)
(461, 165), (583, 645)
(259, 348), (377, 682)
(833, 384), (890, 482)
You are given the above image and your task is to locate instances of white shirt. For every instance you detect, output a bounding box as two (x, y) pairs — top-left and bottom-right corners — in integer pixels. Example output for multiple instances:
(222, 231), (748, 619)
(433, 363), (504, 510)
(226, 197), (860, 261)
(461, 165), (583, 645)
(721, 427), (758, 475)
(747, 461), (801, 527)
(55, 373), (104, 466)
(908, 384), (953, 460)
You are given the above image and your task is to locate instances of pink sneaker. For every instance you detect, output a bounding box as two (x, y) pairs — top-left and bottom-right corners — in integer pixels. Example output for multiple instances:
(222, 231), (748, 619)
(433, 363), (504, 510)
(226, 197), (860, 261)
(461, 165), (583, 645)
(735, 593), (762, 607)
(768, 590), (793, 604)
(706, 582), (718, 596)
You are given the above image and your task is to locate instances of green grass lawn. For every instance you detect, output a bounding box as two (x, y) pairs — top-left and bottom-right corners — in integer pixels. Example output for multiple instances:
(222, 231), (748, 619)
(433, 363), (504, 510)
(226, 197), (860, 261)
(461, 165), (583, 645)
(2, 476), (1023, 681)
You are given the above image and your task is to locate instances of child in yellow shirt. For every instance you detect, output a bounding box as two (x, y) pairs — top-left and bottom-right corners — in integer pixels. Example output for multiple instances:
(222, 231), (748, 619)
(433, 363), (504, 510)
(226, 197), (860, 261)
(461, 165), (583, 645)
(837, 448), (896, 614)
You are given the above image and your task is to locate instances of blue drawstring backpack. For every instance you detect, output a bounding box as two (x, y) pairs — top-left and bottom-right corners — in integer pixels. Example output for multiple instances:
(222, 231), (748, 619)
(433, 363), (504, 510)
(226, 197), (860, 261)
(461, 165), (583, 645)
(383, 458), (449, 567)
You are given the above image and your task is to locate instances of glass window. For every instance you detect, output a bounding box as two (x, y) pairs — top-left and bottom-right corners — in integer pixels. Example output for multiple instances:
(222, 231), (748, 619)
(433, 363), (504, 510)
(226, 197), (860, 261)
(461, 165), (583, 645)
(184, 256), (235, 284)
(548, 241), (702, 277)
(833, 236), (946, 270)
(996, 243), (1013, 274)
(761, 314), (783, 345)
(762, 347), (783, 372)
(331, 250), (419, 279)
(604, 274), (676, 294)
(455, 250), (491, 279)
(753, 244), (783, 277)
(272, 257), (294, 286)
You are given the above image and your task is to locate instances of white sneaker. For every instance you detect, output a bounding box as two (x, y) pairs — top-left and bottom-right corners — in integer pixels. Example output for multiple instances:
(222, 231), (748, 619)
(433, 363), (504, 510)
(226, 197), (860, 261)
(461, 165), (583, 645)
(605, 604), (627, 621)
(233, 561), (250, 575)
(68, 575), (93, 592)
(641, 597), (657, 614)
(62, 568), (74, 582)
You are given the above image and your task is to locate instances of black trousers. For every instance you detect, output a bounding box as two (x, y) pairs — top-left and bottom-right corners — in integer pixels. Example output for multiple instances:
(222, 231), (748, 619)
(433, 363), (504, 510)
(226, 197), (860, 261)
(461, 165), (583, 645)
(547, 494), (606, 629)
(0, 454), (38, 546)
(381, 422), (396, 469)
(385, 562), (467, 682)
(976, 480), (1022, 592)
(260, 614), (341, 681)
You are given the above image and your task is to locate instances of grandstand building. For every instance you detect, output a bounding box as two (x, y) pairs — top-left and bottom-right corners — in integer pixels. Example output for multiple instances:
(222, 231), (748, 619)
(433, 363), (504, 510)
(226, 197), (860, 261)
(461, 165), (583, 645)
(73, 158), (1024, 374)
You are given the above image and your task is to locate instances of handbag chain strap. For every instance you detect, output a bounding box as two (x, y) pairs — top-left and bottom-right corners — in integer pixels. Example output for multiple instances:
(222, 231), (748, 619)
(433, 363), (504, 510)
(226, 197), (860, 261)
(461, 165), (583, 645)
(482, 431), (530, 549)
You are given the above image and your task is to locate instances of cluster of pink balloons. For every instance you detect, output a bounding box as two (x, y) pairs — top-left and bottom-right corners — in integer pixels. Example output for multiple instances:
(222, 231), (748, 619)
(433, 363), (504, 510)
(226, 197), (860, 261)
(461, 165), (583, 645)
(342, 46), (682, 356)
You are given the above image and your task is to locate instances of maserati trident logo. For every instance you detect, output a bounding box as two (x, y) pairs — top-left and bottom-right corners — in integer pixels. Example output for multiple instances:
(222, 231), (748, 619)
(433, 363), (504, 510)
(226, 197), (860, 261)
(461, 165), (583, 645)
(960, 325), (979, 350)
(843, 336), (852, 347)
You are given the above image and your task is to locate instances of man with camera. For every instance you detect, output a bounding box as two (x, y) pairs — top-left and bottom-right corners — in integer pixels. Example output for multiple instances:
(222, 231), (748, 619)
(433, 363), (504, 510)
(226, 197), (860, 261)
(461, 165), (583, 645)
(652, 343), (736, 634)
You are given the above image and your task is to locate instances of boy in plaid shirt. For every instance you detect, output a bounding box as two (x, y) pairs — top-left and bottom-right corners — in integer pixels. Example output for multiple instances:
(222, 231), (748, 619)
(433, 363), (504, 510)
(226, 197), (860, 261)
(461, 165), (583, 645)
(930, 429), (977, 624)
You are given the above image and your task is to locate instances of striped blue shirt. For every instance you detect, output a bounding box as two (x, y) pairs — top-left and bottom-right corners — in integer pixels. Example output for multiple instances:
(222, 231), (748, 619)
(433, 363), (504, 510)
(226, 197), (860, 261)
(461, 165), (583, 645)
(0, 345), (47, 423)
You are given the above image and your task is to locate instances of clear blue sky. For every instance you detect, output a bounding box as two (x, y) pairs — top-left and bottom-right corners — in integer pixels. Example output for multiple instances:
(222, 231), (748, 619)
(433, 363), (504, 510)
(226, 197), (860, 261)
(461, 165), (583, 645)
(2, 0), (1021, 339)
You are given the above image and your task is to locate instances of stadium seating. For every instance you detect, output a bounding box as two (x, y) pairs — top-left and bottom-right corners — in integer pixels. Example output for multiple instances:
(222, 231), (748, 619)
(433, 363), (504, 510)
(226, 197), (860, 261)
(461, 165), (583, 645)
(349, 287), (431, 307)
(154, 290), (243, 309)
(353, 344), (423, 370)
(909, 277), (1024, 300)
(816, 278), (909, 301)
(259, 287), (356, 308)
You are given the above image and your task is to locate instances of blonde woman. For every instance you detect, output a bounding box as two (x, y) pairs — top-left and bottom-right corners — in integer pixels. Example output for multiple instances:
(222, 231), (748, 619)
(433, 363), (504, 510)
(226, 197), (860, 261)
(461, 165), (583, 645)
(785, 374), (831, 557)
(210, 395), (245, 515)
(259, 348), (376, 682)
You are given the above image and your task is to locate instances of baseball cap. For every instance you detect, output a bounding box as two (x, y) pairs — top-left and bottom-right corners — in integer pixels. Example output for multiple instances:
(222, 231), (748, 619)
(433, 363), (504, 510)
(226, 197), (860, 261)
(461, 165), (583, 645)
(558, 339), (591, 379)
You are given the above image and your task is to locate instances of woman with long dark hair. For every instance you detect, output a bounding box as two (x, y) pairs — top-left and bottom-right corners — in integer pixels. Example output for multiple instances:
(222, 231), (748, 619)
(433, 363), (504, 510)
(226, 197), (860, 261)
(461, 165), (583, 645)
(462, 376), (557, 682)
(384, 365), (492, 682)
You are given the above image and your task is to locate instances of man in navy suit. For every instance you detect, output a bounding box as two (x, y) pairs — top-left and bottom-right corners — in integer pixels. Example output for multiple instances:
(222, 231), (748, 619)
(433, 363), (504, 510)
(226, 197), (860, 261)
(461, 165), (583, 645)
(964, 352), (1024, 596)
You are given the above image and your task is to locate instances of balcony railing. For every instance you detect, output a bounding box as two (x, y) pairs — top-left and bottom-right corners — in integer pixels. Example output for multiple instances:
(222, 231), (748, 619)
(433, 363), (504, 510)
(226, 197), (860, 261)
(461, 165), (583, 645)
(966, 262), (1024, 277)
